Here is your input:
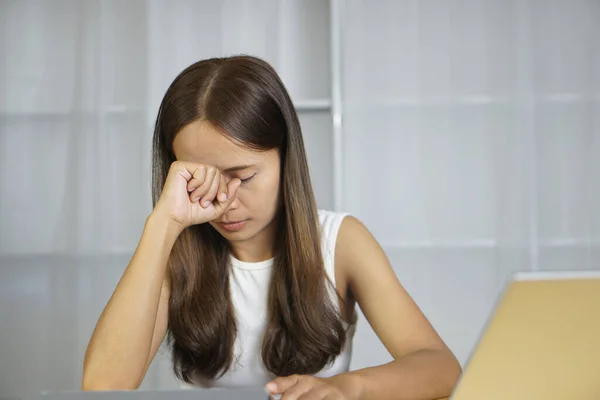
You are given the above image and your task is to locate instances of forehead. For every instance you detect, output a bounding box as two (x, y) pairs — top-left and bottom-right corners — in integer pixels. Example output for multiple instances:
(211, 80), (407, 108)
(173, 120), (264, 168)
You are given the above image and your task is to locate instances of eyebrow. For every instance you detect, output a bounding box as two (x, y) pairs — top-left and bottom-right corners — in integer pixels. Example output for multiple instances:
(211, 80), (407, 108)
(223, 164), (256, 173)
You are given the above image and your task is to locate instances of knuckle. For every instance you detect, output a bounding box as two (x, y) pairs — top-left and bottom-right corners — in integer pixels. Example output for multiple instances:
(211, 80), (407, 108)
(193, 165), (204, 176)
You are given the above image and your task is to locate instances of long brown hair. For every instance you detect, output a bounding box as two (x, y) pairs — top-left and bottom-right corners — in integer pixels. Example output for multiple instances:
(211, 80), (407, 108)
(151, 56), (346, 383)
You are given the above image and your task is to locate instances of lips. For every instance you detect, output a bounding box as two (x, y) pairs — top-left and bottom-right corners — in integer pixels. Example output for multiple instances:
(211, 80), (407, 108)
(217, 220), (247, 232)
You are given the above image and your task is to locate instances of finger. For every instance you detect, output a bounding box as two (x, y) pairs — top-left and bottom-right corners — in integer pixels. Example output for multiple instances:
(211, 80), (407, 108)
(200, 172), (221, 208)
(226, 177), (241, 200)
(280, 379), (313, 400)
(186, 165), (207, 193)
(267, 375), (300, 395)
(189, 166), (217, 204)
(216, 174), (228, 203)
(213, 178), (241, 216)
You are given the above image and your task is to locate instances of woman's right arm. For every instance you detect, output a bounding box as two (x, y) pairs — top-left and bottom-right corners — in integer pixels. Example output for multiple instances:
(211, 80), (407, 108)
(81, 214), (179, 390)
(81, 161), (241, 390)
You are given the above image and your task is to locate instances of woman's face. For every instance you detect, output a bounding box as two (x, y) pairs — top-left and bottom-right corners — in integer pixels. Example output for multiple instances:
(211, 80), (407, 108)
(173, 120), (282, 255)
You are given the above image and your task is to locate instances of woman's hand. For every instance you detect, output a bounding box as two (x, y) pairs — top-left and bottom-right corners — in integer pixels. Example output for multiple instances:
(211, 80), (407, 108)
(266, 374), (363, 400)
(152, 161), (241, 232)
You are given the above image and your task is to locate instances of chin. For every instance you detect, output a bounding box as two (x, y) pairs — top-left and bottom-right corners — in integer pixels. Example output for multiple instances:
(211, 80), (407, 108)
(218, 230), (252, 242)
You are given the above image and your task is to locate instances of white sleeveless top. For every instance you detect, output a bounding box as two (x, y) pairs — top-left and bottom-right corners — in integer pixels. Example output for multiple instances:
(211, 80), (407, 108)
(181, 210), (356, 388)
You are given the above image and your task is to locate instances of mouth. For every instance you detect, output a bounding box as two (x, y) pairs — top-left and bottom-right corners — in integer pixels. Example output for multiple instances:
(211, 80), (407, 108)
(217, 220), (248, 232)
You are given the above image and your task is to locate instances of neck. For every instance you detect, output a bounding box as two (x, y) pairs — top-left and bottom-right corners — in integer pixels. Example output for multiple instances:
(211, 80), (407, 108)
(230, 241), (273, 262)
(229, 217), (279, 263)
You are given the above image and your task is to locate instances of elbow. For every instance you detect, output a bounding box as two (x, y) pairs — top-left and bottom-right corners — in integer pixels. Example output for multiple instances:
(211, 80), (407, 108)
(81, 380), (139, 392)
(414, 346), (462, 395)
(82, 353), (146, 391)
(82, 370), (141, 392)
(441, 349), (463, 393)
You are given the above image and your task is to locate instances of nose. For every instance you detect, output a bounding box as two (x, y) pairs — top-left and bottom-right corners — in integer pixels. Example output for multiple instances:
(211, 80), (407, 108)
(227, 195), (240, 211)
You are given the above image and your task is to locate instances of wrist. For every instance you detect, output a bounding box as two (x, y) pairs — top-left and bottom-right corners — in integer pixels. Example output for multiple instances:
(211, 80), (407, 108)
(329, 372), (365, 400)
(146, 211), (184, 243)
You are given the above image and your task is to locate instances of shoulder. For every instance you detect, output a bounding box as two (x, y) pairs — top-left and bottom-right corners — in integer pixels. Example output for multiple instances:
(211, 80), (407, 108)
(317, 209), (375, 256)
(335, 213), (377, 256)
(333, 213), (388, 284)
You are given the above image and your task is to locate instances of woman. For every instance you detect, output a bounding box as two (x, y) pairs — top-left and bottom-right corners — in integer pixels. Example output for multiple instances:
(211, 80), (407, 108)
(82, 55), (461, 399)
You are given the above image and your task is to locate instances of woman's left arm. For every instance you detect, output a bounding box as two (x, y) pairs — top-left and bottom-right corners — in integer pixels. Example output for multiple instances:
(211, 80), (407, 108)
(268, 216), (461, 400)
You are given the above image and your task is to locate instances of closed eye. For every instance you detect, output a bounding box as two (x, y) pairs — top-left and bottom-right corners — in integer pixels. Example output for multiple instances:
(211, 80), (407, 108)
(240, 173), (256, 183)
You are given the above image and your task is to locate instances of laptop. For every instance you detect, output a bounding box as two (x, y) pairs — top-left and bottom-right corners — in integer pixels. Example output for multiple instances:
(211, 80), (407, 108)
(27, 388), (270, 400)
(450, 270), (600, 400)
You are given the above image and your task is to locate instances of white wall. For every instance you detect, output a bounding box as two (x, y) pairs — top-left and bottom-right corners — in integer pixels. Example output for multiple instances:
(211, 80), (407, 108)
(342, 0), (600, 369)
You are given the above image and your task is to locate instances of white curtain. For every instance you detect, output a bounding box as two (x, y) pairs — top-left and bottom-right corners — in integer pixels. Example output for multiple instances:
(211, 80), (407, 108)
(0, 0), (333, 396)
(0, 0), (332, 257)
(342, 0), (600, 369)
(0, 0), (598, 397)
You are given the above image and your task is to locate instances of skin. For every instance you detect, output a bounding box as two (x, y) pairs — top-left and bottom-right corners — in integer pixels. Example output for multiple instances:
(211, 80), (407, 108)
(82, 120), (461, 399)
